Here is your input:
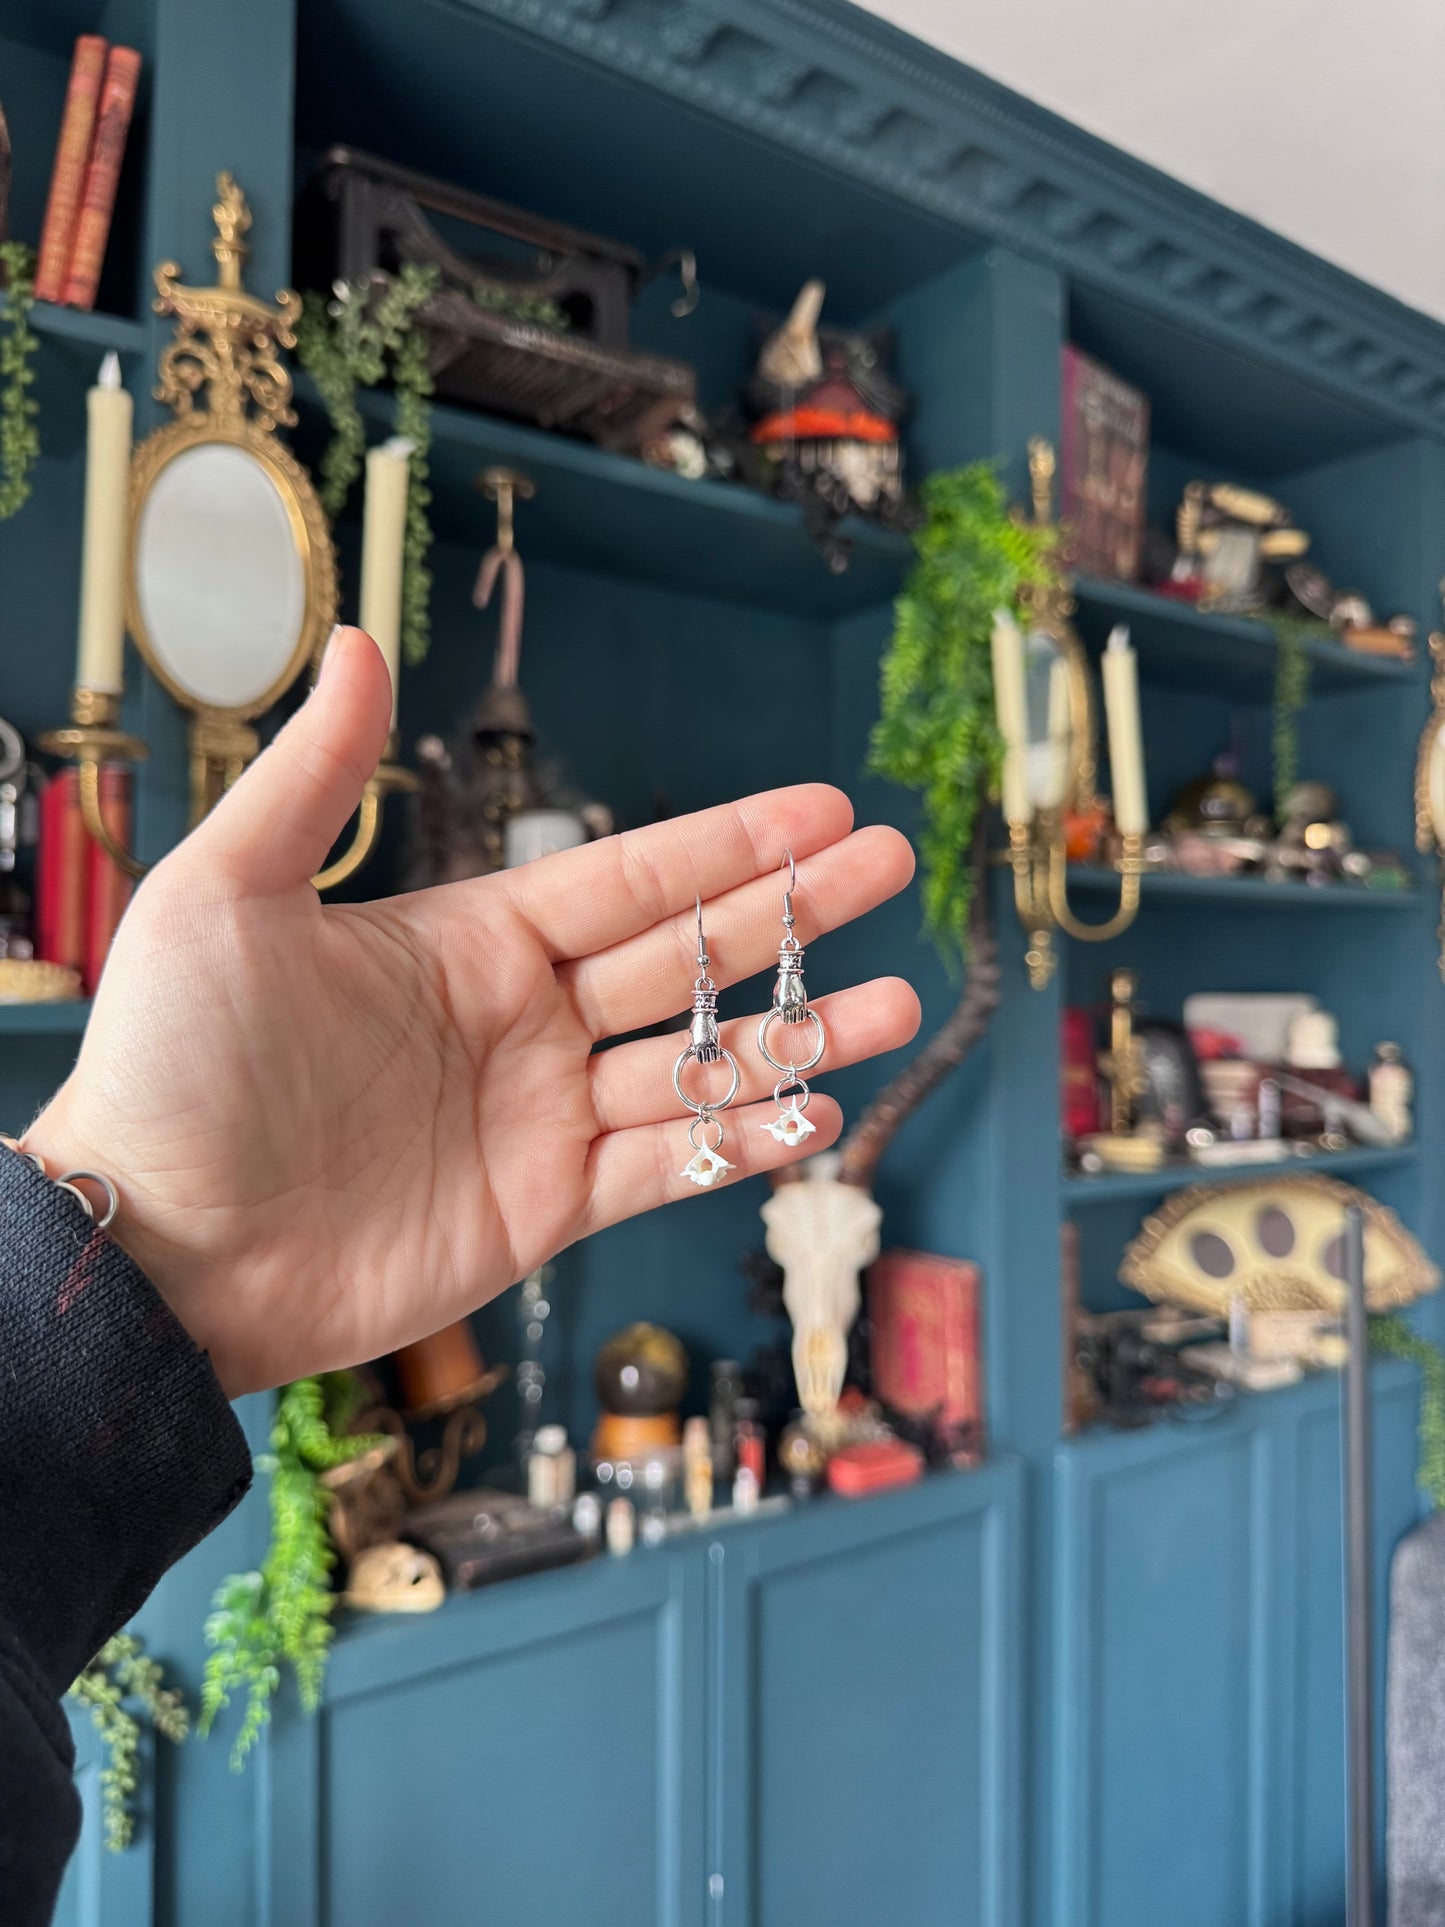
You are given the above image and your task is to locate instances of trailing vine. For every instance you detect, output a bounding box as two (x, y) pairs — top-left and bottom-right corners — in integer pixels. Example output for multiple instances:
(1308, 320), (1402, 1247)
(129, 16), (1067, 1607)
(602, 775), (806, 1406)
(1370, 1315), (1445, 1512)
(200, 1373), (380, 1769)
(0, 239), (40, 521)
(868, 463), (1060, 964)
(1264, 613), (1321, 810)
(68, 1633), (189, 1852)
(294, 266), (439, 666)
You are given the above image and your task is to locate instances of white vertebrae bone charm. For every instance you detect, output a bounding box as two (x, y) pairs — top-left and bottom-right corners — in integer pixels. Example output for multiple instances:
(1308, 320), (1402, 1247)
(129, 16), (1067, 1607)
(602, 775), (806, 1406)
(758, 851), (826, 1144)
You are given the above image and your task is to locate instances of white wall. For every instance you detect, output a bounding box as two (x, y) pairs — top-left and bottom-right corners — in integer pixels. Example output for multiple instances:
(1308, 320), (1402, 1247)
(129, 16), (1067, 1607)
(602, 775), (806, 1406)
(859, 0), (1445, 322)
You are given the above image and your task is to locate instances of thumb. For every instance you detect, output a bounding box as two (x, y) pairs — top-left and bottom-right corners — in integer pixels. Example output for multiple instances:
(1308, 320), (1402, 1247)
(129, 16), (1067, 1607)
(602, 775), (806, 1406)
(188, 626), (394, 893)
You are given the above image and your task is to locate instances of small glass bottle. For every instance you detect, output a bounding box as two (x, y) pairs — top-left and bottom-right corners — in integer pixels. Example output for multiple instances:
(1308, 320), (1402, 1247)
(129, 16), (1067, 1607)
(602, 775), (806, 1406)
(709, 1360), (742, 1481)
(1369, 1043), (1413, 1144)
(683, 1415), (713, 1521)
(605, 1496), (635, 1556)
(733, 1398), (765, 1488)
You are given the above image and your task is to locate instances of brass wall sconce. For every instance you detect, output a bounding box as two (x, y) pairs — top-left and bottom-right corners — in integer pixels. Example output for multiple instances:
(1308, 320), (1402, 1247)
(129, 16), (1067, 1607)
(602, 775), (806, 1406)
(998, 440), (1147, 989)
(42, 175), (410, 891)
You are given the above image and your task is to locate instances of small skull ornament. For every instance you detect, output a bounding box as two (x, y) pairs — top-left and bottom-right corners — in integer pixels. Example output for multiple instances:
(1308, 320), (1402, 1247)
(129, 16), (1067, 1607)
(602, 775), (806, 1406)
(344, 1541), (446, 1615)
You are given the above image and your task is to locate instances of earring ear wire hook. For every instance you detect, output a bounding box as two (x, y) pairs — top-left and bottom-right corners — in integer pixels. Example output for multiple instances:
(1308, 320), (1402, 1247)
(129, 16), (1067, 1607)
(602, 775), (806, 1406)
(695, 892), (709, 973)
(781, 850), (796, 929)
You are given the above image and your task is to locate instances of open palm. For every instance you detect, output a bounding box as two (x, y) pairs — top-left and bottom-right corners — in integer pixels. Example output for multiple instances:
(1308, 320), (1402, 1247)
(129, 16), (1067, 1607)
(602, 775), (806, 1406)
(28, 630), (919, 1395)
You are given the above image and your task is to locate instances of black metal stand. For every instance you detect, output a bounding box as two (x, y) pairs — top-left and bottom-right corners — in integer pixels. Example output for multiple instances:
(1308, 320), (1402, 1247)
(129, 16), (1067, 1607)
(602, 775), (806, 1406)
(1343, 1203), (1375, 1927)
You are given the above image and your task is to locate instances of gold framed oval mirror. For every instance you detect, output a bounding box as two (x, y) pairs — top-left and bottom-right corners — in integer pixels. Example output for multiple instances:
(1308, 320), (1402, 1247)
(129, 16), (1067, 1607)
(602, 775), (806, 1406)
(126, 173), (337, 821)
(1021, 617), (1097, 815)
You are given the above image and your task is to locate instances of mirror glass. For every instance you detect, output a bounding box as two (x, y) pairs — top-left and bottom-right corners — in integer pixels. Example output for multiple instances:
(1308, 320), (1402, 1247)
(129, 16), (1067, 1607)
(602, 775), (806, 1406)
(1023, 628), (1075, 811)
(135, 443), (307, 711)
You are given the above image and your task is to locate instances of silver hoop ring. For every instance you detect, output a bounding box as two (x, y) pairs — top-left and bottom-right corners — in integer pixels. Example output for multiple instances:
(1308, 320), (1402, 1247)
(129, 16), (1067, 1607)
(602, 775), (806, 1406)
(687, 1114), (726, 1153)
(673, 1047), (740, 1117)
(55, 1169), (119, 1232)
(773, 1077), (811, 1112)
(757, 1007), (826, 1076)
(1, 1135), (47, 1177)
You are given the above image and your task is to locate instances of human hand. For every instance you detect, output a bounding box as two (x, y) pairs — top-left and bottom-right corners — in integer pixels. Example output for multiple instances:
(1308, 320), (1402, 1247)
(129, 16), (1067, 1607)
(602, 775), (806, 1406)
(26, 629), (920, 1396)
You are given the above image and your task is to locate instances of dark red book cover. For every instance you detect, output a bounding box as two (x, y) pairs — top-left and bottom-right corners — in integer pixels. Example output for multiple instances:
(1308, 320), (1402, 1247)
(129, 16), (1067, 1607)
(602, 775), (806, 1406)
(1060, 344), (1149, 583)
(34, 35), (107, 305)
(59, 44), (141, 312)
(36, 770), (87, 971)
(868, 1249), (984, 1446)
(83, 767), (132, 993)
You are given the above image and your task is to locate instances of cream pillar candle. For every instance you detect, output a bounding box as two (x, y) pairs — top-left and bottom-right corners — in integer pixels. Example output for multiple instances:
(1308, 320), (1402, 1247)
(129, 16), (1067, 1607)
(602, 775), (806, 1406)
(990, 608), (1031, 825)
(359, 435), (414, 726)
(76, 351), (133, 694)
(1101, 624), (1148, 835)
(1035, 655), (1072, 811)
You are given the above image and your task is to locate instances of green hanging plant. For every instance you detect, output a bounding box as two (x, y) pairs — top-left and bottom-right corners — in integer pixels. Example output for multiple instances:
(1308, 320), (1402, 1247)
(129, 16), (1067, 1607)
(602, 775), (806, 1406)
(200, 1373), (381, 1770)
(0, 239), (40, 521)
(294, 266), (439, 666)
(67, 1633), (189, 1852)
(1264, 612), (1321, 810)
(1370, 1314), (1445, 1512)
(868, 462), (1061, 965)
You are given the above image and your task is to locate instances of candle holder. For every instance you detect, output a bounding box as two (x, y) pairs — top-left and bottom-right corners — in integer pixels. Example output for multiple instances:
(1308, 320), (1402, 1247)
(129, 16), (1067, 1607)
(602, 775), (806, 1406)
(310, 732), (419, 891)
(1006, 811), (1145, 990)
(38, 689), (150, 881)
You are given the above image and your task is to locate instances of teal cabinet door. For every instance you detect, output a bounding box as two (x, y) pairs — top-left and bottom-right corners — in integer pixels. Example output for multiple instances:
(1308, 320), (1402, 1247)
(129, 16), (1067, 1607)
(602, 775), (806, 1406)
(52, 1709), (155, 1927)
(1053, 1365), (1420, 1927)
(709, 1460), (1025, 1927)
(265, 1545), (706, 1927)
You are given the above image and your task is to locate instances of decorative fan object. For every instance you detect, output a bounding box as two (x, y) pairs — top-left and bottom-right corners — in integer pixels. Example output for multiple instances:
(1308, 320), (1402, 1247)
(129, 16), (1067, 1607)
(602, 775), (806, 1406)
(1120, 1175), (1438, 1317)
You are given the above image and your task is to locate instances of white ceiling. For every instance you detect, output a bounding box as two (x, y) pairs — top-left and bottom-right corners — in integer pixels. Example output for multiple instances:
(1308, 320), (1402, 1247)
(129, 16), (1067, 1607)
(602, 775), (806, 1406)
(859, 0), (1445, 324)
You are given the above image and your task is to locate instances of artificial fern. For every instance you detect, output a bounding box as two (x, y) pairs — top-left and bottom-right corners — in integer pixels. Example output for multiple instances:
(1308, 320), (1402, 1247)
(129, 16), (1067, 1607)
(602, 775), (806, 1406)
(1370, 1315), (1445, 1512)
(200, 1373), (380, 1769)
(68, 1633), (188, 1852)
(294, 266), (439, 665)
(0, 239), (39, 521)
(868, 463), (1060, 964)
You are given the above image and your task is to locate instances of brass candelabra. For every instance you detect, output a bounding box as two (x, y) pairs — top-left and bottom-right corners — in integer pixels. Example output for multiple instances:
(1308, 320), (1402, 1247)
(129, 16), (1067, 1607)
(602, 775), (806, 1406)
(1005, 813), (1145, 991)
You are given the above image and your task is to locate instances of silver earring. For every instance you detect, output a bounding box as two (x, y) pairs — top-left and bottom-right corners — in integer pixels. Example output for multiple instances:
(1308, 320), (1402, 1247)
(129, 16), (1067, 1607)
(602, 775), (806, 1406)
(674, 894), (740, 1188)
(758, 850), (826, 1147)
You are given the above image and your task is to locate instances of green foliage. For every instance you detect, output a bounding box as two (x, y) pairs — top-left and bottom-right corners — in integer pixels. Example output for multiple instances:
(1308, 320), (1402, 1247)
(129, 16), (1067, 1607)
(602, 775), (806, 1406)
(1370, 1315), (1445, 1512)
(0, 240), (40, 521)
(200, 1373), (381, 1769)
(68, 1633), (188, 1852)
(868, 463), (1060, 964)
(470, 279), (569, 330)
(294, 267), (439, 666)
(1264, 612), (1320, 810)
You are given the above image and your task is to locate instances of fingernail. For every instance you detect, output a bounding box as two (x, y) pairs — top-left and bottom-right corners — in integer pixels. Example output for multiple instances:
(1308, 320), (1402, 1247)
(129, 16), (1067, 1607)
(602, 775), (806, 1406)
(318, 624), (345, 685)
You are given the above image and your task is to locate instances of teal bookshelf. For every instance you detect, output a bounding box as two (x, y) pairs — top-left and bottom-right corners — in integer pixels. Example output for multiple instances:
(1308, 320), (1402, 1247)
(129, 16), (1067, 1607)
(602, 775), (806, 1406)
(2, 1), (1440, 1923)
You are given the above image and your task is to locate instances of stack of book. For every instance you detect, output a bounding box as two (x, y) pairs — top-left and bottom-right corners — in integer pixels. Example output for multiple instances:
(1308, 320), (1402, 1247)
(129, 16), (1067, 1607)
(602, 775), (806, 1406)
(33, 34), (142, 312)
(36, 768), (132, 994)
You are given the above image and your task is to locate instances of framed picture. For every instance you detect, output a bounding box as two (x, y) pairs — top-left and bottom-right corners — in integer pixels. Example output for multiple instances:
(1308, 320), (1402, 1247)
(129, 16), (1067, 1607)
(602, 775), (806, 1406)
(1061, 345), (1149, 582)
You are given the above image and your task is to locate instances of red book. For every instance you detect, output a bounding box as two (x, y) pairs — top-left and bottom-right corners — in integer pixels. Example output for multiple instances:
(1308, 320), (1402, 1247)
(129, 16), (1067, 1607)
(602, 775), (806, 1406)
(869, 1249), (984, 1450)
(34, 35), (108, 305)
(1060, 344), (1150, 583)
(59, 44), (141, 312)
(36, 770), (87, 971)
(83, 768), (132, 993)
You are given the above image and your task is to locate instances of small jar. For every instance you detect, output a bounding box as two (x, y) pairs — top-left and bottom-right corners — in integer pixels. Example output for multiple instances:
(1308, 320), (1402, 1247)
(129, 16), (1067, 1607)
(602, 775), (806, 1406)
(527, 1424), (576, 1510)
(605, 1496), (635, 1556)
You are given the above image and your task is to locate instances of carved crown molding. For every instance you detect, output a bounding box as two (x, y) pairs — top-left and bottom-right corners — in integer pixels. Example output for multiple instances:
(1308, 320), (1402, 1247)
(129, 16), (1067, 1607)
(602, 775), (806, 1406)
(464, 0), (1445, 434)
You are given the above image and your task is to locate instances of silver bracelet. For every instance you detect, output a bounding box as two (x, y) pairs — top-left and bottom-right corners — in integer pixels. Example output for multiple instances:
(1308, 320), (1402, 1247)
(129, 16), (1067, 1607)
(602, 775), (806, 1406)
(1, 1136), (119, 1232)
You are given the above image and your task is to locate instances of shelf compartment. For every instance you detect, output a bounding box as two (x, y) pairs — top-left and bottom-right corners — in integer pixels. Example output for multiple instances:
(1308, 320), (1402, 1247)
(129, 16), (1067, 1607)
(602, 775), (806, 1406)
(0, 1000), (91, 1036)
(299, 381), (912, 618)
(1, 295), (149, 366)
(1063, 1142), (1417, 1207)
(1067, 867), (1418, 911)
(1071, 577), (1417, 697)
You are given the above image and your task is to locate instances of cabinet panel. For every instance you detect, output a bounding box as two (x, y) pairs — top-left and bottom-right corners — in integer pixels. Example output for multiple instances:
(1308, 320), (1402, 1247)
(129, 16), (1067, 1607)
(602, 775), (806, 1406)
(712, 1462), (1025, 1927)
(267, 1550), (705, 1927)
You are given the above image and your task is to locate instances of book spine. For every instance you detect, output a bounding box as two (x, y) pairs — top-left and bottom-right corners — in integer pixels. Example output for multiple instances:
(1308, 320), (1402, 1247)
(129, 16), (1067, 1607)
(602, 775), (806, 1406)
(83, 767), (132, 993)
(36, 771), (87, 971)
(34, 35), (108, 305)
(59, 45), (141, 312)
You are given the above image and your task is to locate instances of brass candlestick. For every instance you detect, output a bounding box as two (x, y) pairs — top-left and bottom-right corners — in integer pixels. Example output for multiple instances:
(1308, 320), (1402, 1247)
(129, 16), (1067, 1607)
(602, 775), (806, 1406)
(39, 690), (150, 881)
(310, 732), (419, 891)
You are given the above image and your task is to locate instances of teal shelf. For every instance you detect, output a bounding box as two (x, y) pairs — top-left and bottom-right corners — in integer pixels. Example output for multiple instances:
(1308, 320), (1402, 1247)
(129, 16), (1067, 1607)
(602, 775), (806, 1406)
(299, 380), (912, 619)
(1063, 1141), (1417, 1207)
(0, 1000), (91, 1035)
(1067, 866), (1418, 910)
(1, 295), (150, 362)
(1071, 576), (1418, 697)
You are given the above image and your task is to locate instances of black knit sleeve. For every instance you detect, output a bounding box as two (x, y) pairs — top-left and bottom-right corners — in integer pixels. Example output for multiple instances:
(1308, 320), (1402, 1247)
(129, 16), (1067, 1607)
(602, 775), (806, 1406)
(0, 1148), (252, 1923)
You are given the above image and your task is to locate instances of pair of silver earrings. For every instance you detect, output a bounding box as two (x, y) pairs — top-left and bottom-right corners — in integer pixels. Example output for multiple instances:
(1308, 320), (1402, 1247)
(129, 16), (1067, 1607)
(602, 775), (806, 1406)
(672, 852), (827, 1189)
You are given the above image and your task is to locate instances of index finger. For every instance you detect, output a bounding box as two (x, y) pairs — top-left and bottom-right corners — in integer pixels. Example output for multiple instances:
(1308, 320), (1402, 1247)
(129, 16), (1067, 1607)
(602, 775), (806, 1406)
(489, 783), (854, 961)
